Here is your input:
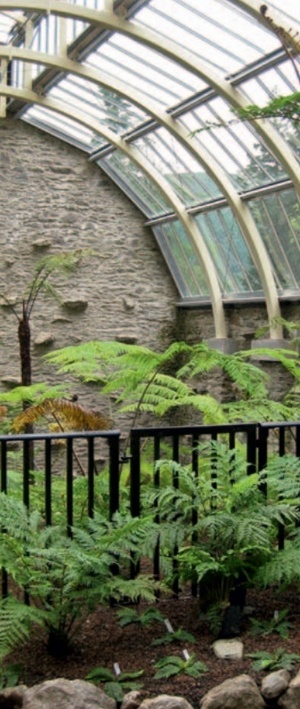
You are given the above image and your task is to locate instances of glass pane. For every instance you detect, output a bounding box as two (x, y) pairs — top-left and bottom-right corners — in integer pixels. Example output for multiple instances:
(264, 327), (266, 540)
(134, 0), (280, 75)
(247, 189), (300, 292)
(154, 221), (210, 298)
(134, 128), (221, 206)
(241, 60), (300, 164)
(48, 76), (146, 135)
(180, 96), (288, 191)
(85, 34), (205, 109)
(195, 208), (262, 295)
(23, 106), (94, 148)
(100, 151), (171, 217)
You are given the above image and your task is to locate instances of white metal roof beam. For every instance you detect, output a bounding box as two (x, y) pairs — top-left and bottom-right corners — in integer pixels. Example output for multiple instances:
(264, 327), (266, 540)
(0, 44), (283, 338)
(0, 82), (228, 339)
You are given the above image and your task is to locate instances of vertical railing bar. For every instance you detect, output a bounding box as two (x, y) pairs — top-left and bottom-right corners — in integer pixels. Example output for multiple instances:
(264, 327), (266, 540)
(191, 434), (199, 598)
(279, 428), (285, 457)
(172, 435), (179, 597)
(23, 439), (31, 605)
(1, 441), (7, 494)
(153, 435), (160, 589)
(66, 437), (73, 538)
(45, 438), (52, 527)
(246, 425), (257, 476)
(211, 432), (218, 509)
(107, 434), (121, 589)
(109, 434), (120, 520)
(278, 427), (286, 551)
(87, 436), (95, 519)
(23, 438), (30, 509)
(258, 425), (268, 498)
(296, 424), (300, 458)
(130, 431), (140, 579)
(1, 441), (8, 598)
(229, 431), (235, 484)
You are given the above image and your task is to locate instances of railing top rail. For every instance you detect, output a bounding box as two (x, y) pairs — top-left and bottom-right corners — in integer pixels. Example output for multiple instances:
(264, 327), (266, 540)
(0, 429), (121, 442)
(259, 421), (300, 430)
(130, 423), (258, 438)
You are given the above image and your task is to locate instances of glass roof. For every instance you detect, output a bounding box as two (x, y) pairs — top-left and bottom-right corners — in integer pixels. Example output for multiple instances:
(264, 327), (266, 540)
(0, 0), (299, 339)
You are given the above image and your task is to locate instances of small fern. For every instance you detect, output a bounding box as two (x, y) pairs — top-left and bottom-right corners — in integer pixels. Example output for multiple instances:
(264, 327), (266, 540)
(153, 653), (208, 679)
(247, 647), (300, 672)
(116, 607), (164, 628)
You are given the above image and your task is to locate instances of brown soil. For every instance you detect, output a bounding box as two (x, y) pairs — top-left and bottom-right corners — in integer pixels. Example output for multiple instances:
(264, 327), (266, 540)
(7, 587), (300, 707)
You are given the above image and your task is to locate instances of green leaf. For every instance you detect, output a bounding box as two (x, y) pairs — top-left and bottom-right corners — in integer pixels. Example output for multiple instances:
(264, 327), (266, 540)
(104, 681), (124, 702)
(85, 667), (114, 682)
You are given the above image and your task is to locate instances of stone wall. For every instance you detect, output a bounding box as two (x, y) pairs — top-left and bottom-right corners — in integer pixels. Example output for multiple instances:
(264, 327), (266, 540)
(0, 118), (179, 417)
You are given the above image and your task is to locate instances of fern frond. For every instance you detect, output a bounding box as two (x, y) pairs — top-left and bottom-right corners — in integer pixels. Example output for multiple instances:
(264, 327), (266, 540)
(255, 542), (300, 587)
(0, 597), (43, 661)
(12, 398), (111, 432)
(0, 383), (69, 407)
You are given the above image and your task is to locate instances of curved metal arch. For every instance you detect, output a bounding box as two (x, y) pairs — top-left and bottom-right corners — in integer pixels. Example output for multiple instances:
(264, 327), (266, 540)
(0, 44), (283, 338)
(0, 83), (228, 338)
(0, 0), (299, 196)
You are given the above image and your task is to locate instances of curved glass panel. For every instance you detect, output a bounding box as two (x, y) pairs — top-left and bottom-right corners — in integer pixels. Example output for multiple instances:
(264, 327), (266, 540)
(153, 221), (210, 298)
(85, 34), (205, 108)
(23, 105), (94, 149)
(48, 76), (146, 134)
(99, 150), (171, 217)
(180, 96), (288, 191)
(247, 188), (300, 293)
(267, 0), (300, 23)
(195, 207), (261, 295)
(134, 0), (280, 75)
(240, 60), (300, 165)
(133, 127), (222, 207)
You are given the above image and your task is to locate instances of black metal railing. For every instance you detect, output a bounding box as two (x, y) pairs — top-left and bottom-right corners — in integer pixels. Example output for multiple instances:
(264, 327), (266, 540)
(1, 421), (300, 599)
(0, 430), (121, 529)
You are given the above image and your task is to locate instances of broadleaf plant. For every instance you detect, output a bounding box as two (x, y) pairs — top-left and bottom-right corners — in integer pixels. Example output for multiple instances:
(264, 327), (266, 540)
(153, 653), (208, 679)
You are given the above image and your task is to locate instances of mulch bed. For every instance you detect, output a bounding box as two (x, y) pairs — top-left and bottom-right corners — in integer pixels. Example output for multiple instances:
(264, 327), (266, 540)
(6, 587), (300, 707)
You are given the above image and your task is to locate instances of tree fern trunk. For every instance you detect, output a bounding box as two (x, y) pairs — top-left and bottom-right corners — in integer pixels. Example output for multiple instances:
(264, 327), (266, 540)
(18, 302), (34, 471)
(18, 302), (32, 389)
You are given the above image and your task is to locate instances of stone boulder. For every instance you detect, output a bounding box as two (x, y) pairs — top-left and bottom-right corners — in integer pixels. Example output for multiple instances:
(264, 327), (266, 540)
(139, 697), (193, 709)
(199, 674), (266, 709)
(0, 678), (117, 709)
(261, 669), (290, 701)
(278, 670), (300, 708)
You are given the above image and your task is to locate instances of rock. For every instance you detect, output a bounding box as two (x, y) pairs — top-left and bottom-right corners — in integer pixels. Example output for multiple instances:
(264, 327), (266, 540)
(261, 670), (290, 700)
(122, 296), (135, 311)
(139, 696), (193, 709)
(212, 639), (244, 660)
(22, 678), (116, 709)
(34, 331), (55, 346)
(1, 376), (21, 387)
(32, 239), (51, 250)
(278, 670), (300, 708)
(199, 674), (266, 709)
(0, 686), (27, 708)
(122, 690), (149, 709)
(62, 297), (88, 312)
(115, 334), (138, 344)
